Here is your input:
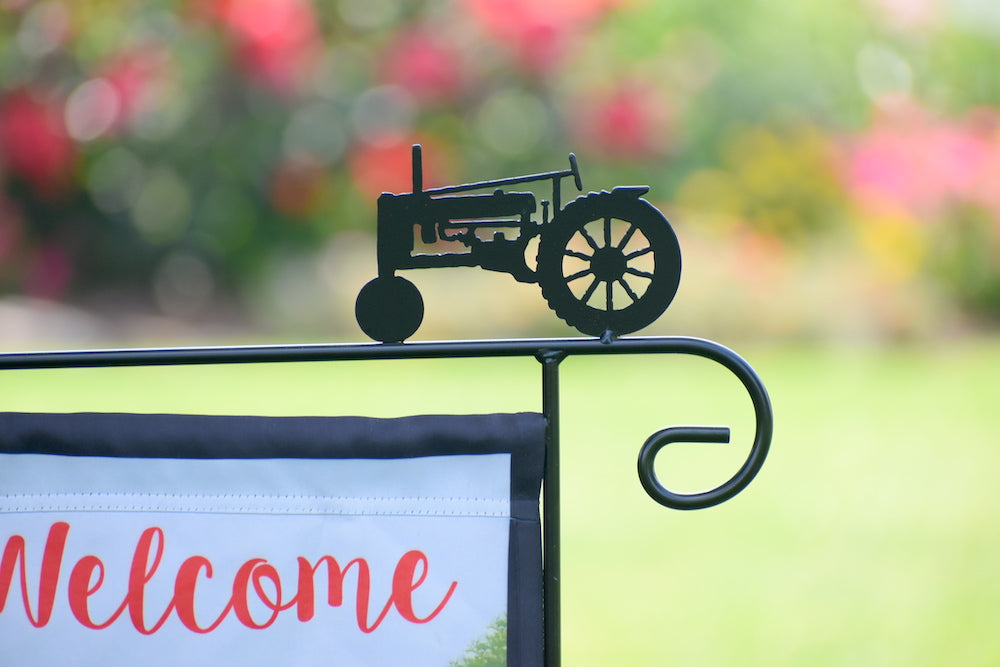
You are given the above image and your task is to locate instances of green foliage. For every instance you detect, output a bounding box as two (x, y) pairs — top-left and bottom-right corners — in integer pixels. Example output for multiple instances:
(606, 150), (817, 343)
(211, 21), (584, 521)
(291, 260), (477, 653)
(928, 205), (1000, 319)
(449, 616), (507, 667)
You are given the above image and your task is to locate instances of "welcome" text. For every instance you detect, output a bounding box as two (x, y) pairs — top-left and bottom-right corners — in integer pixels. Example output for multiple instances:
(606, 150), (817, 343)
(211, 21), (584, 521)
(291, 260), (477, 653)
(0, 522), (458, 634)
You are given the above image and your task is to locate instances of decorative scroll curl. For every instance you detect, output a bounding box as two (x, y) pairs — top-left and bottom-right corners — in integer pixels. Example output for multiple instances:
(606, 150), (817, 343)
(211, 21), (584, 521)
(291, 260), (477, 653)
(629, 339), (773, 510)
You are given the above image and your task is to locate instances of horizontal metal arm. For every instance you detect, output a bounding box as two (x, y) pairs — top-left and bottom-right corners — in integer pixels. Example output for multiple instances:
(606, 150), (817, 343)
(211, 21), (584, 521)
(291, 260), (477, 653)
(423, 153), (581, 196)
(0, 334), (750, 369)
(423, 171), (574, 196)
(0, 335), (772, 511)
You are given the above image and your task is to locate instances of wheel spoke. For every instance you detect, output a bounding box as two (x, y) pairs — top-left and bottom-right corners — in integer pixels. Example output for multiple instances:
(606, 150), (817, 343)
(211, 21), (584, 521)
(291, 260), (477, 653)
(564, 249), (592, 261)
(579, 227), (602, 251)
(626, 246), (653, 260)
(603, 217), (612, 247)
(605, 280), (613, 311)
(617, 223), (638, 250)
(625, 266), (654, 279)
(618, 278), (640, 303)
(581, 277), (600, 303)
(565, 267), (593, 282)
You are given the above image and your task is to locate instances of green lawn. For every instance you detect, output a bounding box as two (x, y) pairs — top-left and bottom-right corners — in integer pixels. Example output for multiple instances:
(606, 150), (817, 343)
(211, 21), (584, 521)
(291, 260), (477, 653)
(2, 339), (999, 665)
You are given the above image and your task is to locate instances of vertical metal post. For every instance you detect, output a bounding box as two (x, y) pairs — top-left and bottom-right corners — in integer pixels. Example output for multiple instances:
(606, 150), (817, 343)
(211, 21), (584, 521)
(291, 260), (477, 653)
(539, 349), (565, 667)
(412, 144), (423, 193)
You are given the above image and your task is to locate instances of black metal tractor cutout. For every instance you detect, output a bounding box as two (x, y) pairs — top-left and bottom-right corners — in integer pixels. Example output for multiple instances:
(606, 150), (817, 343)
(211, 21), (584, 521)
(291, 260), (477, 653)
(356, 145), (682, 343)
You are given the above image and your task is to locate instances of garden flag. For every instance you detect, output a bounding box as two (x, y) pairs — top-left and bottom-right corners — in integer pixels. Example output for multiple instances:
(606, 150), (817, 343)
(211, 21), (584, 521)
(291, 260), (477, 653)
(0, 412), (545, 666)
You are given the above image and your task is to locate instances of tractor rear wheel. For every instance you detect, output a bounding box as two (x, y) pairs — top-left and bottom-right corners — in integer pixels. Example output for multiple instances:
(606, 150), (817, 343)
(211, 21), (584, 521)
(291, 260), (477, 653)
(536, 191), (681, 338)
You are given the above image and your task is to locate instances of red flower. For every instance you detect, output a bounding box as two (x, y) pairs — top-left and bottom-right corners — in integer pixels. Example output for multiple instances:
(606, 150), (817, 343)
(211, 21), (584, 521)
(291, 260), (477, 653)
(348, 137), (453, 202)
(0, 89), (75, 198)
(269, 155), (327, 218)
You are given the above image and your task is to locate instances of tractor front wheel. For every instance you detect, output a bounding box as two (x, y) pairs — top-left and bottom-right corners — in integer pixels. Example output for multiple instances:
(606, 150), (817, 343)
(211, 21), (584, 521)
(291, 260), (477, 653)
(355, 276), (424, 343)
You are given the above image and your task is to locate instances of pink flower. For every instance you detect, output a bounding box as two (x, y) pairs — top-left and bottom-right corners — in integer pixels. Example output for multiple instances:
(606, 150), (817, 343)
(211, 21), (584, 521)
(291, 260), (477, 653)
(866, 0), (939, 31)
(965, 110), (1000, 222)
(24, 243), (73, 300)
(0, 193), (25, 264)
(99, 45), (173, 127)
(0, 88), (75, 198)
(848, 127), (922, 212)
(846, 104), (997, 220)
(461, 0), (614, 74)
(379, 29), (463, 103)
(212, 0), (322, 95)
(572, 84), (673, 159)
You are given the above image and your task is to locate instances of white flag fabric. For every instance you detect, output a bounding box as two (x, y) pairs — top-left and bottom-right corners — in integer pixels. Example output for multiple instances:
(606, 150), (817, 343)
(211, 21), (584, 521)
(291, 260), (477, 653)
(0, 412), (545, 666)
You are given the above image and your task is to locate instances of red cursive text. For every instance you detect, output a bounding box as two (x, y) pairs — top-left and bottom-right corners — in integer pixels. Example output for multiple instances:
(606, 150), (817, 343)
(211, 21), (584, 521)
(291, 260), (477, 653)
(1, 522), (458, 634)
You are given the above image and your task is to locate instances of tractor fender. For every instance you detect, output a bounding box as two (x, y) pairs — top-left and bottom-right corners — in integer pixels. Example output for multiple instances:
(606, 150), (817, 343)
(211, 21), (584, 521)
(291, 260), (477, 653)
(609, 185), (650, 198)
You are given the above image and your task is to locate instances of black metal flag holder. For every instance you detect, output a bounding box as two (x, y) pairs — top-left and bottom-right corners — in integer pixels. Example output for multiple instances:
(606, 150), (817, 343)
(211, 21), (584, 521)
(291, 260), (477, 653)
(0, 147), (773, 666)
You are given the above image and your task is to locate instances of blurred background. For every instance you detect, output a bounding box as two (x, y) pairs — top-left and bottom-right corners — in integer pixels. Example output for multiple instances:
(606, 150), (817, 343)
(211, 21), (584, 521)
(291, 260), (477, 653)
(2, 1), (999, 665)
(2, 0), (998, 345)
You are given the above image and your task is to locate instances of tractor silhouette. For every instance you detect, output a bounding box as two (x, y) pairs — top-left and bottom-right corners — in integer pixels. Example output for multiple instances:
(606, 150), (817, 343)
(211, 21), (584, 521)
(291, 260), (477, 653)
(356, 145), (681, 342)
